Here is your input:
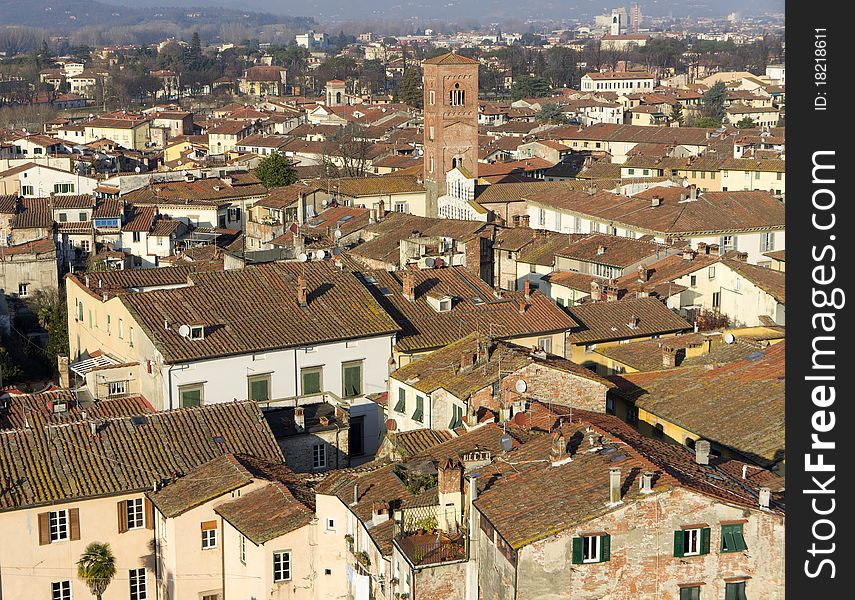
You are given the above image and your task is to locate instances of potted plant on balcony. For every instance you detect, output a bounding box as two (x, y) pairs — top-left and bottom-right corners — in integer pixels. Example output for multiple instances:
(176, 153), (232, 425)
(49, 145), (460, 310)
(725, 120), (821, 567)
(344, 533), (354, 551)
(354, 550), (371, 569)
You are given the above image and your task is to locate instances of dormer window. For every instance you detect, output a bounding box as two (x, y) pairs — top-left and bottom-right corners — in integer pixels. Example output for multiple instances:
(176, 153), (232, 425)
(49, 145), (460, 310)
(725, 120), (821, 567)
(190, 325), (205, 340)
(426, 294), (453, 313)
(439, 298), (452, 312)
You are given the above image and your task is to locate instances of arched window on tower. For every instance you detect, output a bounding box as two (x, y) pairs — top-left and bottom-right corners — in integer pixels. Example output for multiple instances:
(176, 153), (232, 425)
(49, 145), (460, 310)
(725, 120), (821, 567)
(451, 157), (458, 169)
(449, 83), (465, 106)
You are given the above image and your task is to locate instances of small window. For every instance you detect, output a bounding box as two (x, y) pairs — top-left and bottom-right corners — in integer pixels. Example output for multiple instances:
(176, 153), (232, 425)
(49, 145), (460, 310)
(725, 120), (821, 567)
(537, 337), (552, 354)
(59, 213), (68, 223)
(273, 551), (292, 582)
(413, 395), (424, 423)
(674, 527), (710, 557)
(679, 587), (701, 600)
(394, 388), (406, 413)
(18, 282), (28, 297)
(179, 384), (204, 408)
(22, 185), (33, 195)
(721, 524), (747, 553)
(49, 509), (69, 542)
(708, 266), (715, 280)
(189, 325), (205, 340)
(239, 534), (247, 564)
(326, 518), (336, 531)
(129, 568), (147, 600)
(78, 211), (87, 221)
(201, 521), (218, 549)
(712, 292), (721, 309)
(132, 231), (141, 242)
(51, 581), (72, 600)
(301, 367), (323, 395)
(572, 534), (610, 564)
(449, 404), (464, 429)
(313, 443), (327, 470)
(690, 275), (697, 288)
(342, 361), (363, 398)
(725, 582), (747, 600)
(127, 498), (145, 529)
(247, 374), (271, 402)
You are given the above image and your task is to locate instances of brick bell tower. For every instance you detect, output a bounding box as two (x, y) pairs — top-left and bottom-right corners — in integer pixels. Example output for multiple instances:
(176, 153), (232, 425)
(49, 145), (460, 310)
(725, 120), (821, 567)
(422, 52), (479, 217)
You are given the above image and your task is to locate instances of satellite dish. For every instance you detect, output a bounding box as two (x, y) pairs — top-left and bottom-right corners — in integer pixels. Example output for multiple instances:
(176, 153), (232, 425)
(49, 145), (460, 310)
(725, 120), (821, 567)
(135, 166), (141, 173)
(313, 250), (326, 260)
(499, 433), (513, 452)
(334, 228), (342, 239)
(321, 199), (329, 207)
(515, 379), (527, 394)
(682, 179), (690, 188)
(178, 324), (191, 338)
(724, 332), (735, 344)
(385, 418), (397, 431)
(424, 257), (435, 268)
(296, 252), (308, 262)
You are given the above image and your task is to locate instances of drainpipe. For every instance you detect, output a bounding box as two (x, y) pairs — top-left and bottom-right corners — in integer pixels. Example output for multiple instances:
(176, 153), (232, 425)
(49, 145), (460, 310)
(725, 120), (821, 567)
(465, 474), (480, 600)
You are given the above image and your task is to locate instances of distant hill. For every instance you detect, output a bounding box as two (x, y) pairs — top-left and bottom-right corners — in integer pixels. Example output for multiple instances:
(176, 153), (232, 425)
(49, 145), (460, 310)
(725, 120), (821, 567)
(105, 0), (785, 22)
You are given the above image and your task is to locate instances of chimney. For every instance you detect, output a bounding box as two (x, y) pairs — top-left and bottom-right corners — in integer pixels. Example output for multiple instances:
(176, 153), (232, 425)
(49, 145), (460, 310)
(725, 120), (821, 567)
(402, 270), (415, 301)
(512, 215), (521, 227)
(597, 245), (606, 256)
(550, 431), (571, 466)
(521, 215), (530, 228)
(377, 198), (385, 218)
(518, 298), (527, 315)
(609, 468), (622, 505)
(294, 407), (305, 431)
(662, 346), (677, 368)
(682, 249), (695, 260)
(590, 280), (601, 302)
(695, 439), (711, 465)
(371, 501), (391, 526)
(650, 196), (662, 207)
(758, 487), (771, 510)
(351, 483), (359, 506)
(637, 264), (648, 283)
(524, 279), (531, 299)
(639, 471), (654, 494)
(296, 275), (308, 307)
(605, 285), (618, 302)
(697, 242), (708, 254)
(460, 351), (476, 371)
(438, 458), (463, 495)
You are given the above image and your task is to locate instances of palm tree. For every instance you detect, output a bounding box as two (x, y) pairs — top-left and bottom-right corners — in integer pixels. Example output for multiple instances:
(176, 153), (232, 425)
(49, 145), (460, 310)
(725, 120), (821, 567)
(77, 542), (116, 600)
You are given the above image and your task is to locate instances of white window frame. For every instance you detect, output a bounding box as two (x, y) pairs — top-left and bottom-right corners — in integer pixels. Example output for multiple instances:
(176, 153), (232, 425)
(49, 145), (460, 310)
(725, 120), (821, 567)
(129, 568), (147, 600)
(108, 380), (128, 397)
(273, 551), (292, 582)
(49, 509), (69, 542)
(202, 527), (218, 550)
(51, 580), (72, 600)
(683, 528), (702, 556)
(582, 535), (601, 563)
(239, 534), (247, 565)
(326, 518), (336, 531)
(313, 443), (327, 470)
(127, 498), (145, 529)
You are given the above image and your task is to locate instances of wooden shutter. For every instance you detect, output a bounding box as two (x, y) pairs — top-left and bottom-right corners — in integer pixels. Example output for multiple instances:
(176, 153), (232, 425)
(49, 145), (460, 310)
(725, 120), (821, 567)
(145, 498), (154, 530)
(117, 500), (129, 533)
(673, 530), (684, 557)
(599, 534), (611, 562)
(38, 512), (51, 546)
(571, 537), (583, 564)
(201, 520), (217, 531)
(69, 508), (81, 541)
(700, 527), (711, 555)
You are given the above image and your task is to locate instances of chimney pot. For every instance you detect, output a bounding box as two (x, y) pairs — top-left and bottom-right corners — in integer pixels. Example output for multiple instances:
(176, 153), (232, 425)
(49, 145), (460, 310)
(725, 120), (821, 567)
(524, 279), (531, 299)
(512, 215), (521, 227)
(639, 471), (654, 494)
(758, 486), (771, 510)
(294, 407), (305, 431)
(402, 270), (415, 302)
(662, 346), (677, 368)
(351, 483), (359, 506)
(550, 431), (570, 465)
(518, 299), (527, 315)
(296, 275), (309, 307)
(695, 439), (711, 465)
(637, 264), (648, 282)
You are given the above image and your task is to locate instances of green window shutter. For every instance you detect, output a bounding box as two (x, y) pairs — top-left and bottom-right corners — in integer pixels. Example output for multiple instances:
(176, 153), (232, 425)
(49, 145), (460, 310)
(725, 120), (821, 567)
(599, 534), (610, 562)
(673, 530), (684, 557)
(571, 537), (583, 564)
(700, 527), (711, 555)
(734, 525), (747, 551)
(249, 378), (269, 401)
(303, 371), (321, 395)
(413, 395), (424, 422)
(722, 524), (747, 552)
(343, 364), (362, 397)
(394, 388), (406, 413)
(181, 389), (201, 408)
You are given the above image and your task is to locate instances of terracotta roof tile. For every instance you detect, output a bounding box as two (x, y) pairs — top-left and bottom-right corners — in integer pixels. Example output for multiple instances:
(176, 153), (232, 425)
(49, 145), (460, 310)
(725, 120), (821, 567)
(566, 297), (692, 344)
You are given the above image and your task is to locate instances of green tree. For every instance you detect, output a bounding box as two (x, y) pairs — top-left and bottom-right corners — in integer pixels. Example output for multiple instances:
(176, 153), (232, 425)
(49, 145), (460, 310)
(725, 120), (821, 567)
(510, 74), (551, 100)
(77, 542), (116, 600)
(45, 291), (69, 361)
(702, 81), (727, 123)
(397, 68), (423, 109)
(536, 103), (568, 124)
(670, 102), (684, 126)
(691, 116), (722, 128)
(735, 116), (757, 129)
(255, 153), (298, 188)
(187, 32), (203, 70)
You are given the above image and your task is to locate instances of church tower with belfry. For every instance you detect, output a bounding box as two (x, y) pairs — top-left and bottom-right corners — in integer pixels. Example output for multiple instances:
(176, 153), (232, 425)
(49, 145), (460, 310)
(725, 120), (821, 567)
(422, 52), (479, 217)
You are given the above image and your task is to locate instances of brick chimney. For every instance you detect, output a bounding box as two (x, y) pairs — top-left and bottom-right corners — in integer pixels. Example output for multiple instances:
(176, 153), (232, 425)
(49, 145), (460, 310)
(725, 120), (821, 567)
(294, 407), (305, 431)
(637, 264), (648, 283)
(518, 298), (527, 315)
(605, 285), (618, 302)
(550, 431), (571, 466)
(697, 242), (708, 254)
(460, 351), (476, 371)
(694, 439), (711, 465)
(377, 198), (385, 218)
(402, 270), (415, 302)
(662, 346), (677, 368)
(521, 215), (530, 228)
(512, 215), (521, 227)
(371, 501), (391, 526)
(682, 249), (695, 260)
(438, 459), (464, 532)
(296, 275), (309, 307)
(524, 279), (531, 299)
(609, 468), (622, 505)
